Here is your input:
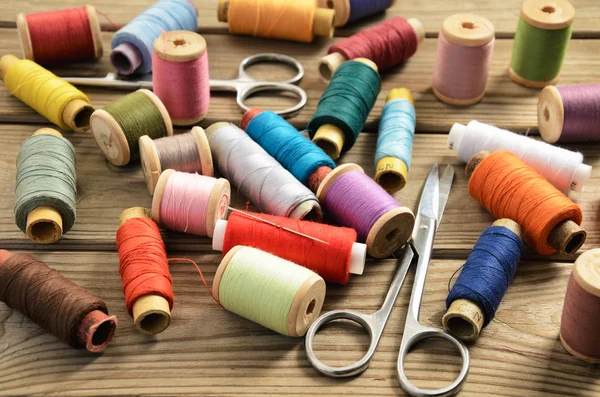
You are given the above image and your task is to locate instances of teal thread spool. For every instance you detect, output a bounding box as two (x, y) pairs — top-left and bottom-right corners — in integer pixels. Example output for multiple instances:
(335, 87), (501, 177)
(308, 58), (381, 160)
(509, 0), (575, 88)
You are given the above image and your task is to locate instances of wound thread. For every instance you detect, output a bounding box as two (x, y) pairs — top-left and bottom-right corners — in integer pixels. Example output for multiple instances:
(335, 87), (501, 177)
(155, 133), (203, 173)
(346, 0), (393, 24)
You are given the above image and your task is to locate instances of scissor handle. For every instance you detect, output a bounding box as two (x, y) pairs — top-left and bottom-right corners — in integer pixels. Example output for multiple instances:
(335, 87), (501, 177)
(238, 53), (304, 85)
(236, 82), (307, 117)
(397, 325), (470, 397)
(305, 310), (382, 378)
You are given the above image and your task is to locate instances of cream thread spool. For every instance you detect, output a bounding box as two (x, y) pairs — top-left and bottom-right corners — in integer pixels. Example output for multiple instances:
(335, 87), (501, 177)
(151, 169), (230, 238)
(119, 207), (172, 335)
(442, 219), (522, 341)
(538, 85), (566, 144)
(212, 245), (326, 337)
(139, 127), (214, 195)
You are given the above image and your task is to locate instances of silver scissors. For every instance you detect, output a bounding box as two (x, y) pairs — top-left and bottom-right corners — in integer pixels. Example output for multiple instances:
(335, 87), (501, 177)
(63, 53), (307, 117)
(305, 164), (469, 397)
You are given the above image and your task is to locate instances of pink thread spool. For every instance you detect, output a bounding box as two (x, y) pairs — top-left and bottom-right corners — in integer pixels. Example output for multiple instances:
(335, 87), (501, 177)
(433, 14), (495, 106)
(152, 31), (210, 126)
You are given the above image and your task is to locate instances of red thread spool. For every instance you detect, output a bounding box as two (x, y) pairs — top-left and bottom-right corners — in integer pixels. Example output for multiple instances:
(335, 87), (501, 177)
(17, 6), (103, 65)
(212, 210), (367, 284)
(117, 207), (174, 335)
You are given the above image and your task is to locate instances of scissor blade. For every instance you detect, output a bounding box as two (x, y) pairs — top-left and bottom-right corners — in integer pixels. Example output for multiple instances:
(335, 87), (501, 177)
(437, 165), (454, 225)
(412, 164), (440, 241)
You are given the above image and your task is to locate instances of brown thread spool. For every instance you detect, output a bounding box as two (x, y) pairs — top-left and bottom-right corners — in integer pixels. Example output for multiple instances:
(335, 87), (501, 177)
(316, 0), (398, 27)
(139, 127), (214, 195)
(560, 248), (600, 363)
(16, 5), (103, 63)
(466, 151), (586, 255)
(442, 218), (522, 341)
(0, 55), (94, 133)
(0, 249), (117, 353)
(118, 207), (172, 335)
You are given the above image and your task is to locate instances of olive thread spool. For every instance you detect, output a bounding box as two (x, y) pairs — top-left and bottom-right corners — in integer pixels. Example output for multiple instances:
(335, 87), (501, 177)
(509, 0), (575, 88)
(16, 5), (103, 64)
(560, 249), (600, 363)
(118, 207), (172, 335)
(0, 249), (117, 353)
(442, 219), (523, 341)
(0, 55), (94, 133)
(139, 127), (214, 195)
(317, 0), (397, 27)
(466, 151), (586, 256)
(151, 169), (230, 238)
(217, 0), (335, 42)
(90, 89), (173, 167)
(212, 245), (326, 337)
(433, 13), (495, 106)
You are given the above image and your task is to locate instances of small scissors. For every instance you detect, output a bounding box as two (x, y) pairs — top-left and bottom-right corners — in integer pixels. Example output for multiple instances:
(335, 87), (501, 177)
(63, 53), (307, 117)
(305, 164), (469, 397)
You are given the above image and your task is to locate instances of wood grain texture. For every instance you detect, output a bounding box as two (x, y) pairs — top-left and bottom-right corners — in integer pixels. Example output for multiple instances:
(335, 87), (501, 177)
(1, 30), (600, 133)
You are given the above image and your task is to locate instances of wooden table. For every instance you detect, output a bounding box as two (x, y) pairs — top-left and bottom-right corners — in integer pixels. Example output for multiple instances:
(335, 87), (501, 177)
(1, 1), (600, 396)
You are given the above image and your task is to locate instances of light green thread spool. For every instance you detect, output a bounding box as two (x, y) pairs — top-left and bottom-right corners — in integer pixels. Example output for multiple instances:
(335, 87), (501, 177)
(509, 0), (575, 88)
(213, 246), (326, 337)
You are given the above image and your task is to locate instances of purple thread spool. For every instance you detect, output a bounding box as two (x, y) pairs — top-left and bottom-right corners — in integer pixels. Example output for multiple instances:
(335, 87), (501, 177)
(316, 163), (414, 258)
(539, 84), (600, 143)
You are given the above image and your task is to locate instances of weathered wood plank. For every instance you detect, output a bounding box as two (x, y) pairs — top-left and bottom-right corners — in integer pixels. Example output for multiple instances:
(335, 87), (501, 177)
(1, 30), (600, 132)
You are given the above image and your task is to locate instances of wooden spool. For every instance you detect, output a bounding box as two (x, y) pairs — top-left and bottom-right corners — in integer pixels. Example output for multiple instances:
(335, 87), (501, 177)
(442, 219), (523, 341)
(312, 58), (379, 160)
(151, 169), (230, 238)
(90, 89), (173, 166)
(537, 85), (565, 144)
(139, 126), (214, 196)
(212, 245), (326, 337)
(16, 5), (103, 63)
(316, 163), (415, 258)
(433, 13), (495, 106)
(466, 151), (586, 255)
(317, 0), (398, 27)
(508, 0), (575, 88)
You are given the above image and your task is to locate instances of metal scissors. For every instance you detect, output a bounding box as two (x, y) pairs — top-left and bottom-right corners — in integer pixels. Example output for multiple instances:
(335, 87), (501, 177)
(63, 53), (307, 117)
(305, 164), (469, 397)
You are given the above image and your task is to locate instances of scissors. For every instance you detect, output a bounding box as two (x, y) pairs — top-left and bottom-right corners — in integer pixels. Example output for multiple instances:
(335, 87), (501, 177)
(63, 53), (307, 117)
(305, 164), (469, 397)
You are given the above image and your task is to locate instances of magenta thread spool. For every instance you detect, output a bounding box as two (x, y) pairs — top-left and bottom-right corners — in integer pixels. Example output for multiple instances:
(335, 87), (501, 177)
(317, 164), (415, 258)
(538, 84), (600, 143)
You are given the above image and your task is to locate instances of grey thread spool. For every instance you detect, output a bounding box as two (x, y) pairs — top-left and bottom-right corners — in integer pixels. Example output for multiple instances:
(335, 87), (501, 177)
(205, 122), (322, 221)
(15, 129), (77, 244)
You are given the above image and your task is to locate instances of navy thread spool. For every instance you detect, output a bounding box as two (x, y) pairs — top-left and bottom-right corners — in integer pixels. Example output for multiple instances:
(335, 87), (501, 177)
(443, 219), (524, 341)
(318, 0), (396, 27)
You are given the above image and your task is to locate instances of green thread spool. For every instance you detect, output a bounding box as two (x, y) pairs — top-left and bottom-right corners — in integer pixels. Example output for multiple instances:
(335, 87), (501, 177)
(308, 58), (381, 160)
(213, 246), (326, 337)
(509, 0), (575, 88)
(15, 128), (77, 244)
(90, 89), (173, 166)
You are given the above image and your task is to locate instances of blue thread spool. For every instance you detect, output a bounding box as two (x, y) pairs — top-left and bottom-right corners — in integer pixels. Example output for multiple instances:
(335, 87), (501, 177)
(375, 88), (416, 192)
(320, 0), (396, 27)
(443, 219), (524, 341)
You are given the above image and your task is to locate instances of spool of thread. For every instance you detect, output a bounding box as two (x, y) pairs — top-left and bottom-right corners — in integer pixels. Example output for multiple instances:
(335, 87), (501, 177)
(152, 169), (230, 238)
(0, 55), (94, 132)
(0, 249), (117, 352)
(443, 219), (524, 341)
(206, 122), (322, 221)
(466, 150), (585, 256)
(16, 6), (102, 65)
(152, 31), (210, 126)
(15, 128), (76, 244)
(217, 0), (335, 43)
(433, 14), (495, 106)
(317, 164), (414, 258)
(213, 246), (326, 336)
(212, 210), (367, 284)
(560, 249), (600, 363)
(117, 207), (173, 335)
(448, 120), (591, 193)
(538, 84), (600, 143)
(375, 88), (416, 192)
(317, 0), (397, 27)
(309, 59), (381, 160)
(319, 17), (424, 82)
(90, 89), (173, 167)
(139, 127), (214, 195)
(509, 0), (574, 88)
(111, 0), (198, 75)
